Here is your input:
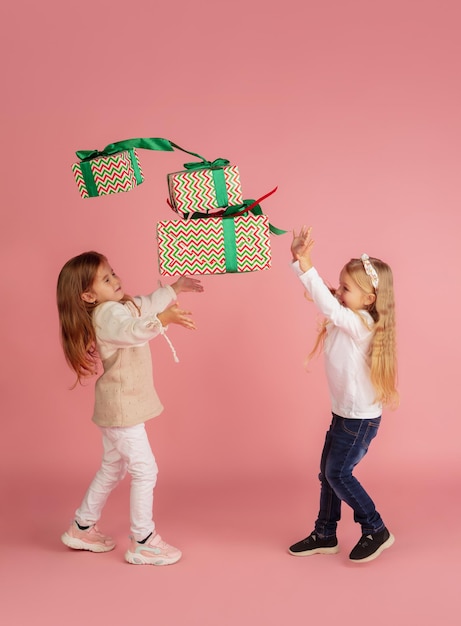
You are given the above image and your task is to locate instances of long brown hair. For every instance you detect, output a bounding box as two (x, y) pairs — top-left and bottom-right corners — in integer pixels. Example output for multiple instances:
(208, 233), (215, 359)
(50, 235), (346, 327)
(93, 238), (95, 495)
(309, 257), (399, 408)
(57, 251), (105, 385)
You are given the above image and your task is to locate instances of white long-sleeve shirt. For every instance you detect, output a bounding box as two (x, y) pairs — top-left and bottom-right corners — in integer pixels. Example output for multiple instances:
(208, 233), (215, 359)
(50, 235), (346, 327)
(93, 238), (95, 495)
(93, 286), (177, 360)
(91, 285), (177, 427)
(293, 262), (382, 419)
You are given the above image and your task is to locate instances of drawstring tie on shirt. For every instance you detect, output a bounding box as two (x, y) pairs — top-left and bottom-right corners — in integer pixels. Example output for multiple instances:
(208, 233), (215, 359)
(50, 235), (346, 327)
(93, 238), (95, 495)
(158, 324), (179, 363)
(145, 314), (179, 362)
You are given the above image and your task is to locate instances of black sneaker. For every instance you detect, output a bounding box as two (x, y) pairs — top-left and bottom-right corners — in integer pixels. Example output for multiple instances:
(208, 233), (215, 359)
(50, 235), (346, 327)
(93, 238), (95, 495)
(289, 531), (339, 556)
(349, 527), (395, 563)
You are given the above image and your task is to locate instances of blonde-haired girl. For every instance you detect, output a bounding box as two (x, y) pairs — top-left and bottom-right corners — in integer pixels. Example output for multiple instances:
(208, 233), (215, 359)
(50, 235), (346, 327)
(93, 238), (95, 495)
(57, 251), (203, 566)
(289, 227), (398, 563)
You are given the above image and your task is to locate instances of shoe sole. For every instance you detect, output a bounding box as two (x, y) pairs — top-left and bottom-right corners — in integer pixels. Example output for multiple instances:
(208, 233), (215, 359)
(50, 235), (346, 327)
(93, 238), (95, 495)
(289, 546), (340, 557)
(61, 533), (115, 553)
(124, 551), (181, 566)
(349, 533), (395, 563)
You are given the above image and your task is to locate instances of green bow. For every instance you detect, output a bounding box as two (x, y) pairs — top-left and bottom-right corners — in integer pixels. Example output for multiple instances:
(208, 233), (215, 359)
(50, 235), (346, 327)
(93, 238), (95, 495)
(186, 187), (287, 236)
(183, 158), (230, 171)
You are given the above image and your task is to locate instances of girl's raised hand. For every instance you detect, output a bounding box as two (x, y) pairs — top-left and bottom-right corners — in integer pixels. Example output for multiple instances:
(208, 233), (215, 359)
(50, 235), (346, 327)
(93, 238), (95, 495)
(291, 226), (315, 272)
(157, 303), (197, 330)
(171, 276), (204, 295)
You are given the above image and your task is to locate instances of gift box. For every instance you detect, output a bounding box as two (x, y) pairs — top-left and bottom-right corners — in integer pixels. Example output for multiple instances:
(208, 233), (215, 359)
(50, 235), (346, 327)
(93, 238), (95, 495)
(168, 164), (243, 216)
(72, 148), (144, 198)
(157, 213), (271, 276)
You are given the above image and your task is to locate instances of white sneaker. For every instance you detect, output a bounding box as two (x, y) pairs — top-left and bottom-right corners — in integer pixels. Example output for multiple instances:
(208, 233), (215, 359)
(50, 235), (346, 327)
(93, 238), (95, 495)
(125, 532), (182, 565)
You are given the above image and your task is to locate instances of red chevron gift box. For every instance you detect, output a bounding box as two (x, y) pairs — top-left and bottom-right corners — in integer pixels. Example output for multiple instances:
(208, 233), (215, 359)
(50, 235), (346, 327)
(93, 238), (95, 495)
(167, 163), (243, 216)
(157, 213), (271, 276)
(72, 149), (144, 198)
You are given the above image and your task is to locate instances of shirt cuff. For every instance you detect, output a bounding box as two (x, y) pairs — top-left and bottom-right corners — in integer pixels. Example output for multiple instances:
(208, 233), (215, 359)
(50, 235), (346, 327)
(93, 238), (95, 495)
(292, 260), (315, 278)
(145, 315), (165, 333)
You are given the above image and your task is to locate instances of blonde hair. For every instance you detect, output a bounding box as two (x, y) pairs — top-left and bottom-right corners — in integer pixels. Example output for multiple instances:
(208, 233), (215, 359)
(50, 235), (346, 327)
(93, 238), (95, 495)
(309, 257), (399, 408)
(56, 251), (135, 386)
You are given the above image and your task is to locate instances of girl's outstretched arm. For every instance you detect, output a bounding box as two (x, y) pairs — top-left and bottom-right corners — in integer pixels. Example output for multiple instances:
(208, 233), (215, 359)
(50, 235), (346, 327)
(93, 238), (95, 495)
(170, 276), (204, 295)
(157, 303), (197, 330)
(291, 226), (315, 272)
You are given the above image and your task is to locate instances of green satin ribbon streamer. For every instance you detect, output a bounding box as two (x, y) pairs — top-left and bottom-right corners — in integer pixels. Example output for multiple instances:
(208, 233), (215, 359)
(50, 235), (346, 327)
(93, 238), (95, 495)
(76, 138), (231, 200)
(75, 137), (217, 198)
(222, 218), (238, 273)
(76, 138), (208, 163)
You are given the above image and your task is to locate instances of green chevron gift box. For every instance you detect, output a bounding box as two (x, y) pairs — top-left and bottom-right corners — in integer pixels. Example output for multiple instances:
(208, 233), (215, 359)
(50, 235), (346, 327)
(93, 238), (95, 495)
(72, 149), (144, 199)
(167, 163), (243, 216)
(157, 213), (271, 276)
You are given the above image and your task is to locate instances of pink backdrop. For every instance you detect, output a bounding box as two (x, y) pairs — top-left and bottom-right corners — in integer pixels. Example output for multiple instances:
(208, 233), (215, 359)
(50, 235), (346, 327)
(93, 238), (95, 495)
(1, 1), (460, 624)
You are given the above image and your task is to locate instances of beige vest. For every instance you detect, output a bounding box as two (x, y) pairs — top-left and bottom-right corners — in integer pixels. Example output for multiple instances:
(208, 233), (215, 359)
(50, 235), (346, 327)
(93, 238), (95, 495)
(92, 344), (163, 427)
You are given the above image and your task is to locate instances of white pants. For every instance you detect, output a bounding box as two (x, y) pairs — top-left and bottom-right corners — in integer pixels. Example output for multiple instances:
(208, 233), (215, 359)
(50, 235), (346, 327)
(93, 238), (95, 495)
(75, 423), (158, 542)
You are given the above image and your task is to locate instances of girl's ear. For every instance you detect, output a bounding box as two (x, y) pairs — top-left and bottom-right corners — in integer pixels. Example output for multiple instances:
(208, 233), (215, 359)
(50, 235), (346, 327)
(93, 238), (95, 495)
(81, 291), (96, 304)
(364, 293), (376, 307)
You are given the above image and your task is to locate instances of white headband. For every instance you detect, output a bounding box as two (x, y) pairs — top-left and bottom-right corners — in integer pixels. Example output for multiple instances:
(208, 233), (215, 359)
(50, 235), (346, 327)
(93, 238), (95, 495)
(361, 254), (379, 290)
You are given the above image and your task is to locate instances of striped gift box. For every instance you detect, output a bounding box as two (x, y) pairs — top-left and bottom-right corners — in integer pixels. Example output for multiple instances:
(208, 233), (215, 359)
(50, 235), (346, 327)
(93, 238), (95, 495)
(72, 149), (144, 199)
(157, 213), (271, 276)
(167, 165), (243, 216)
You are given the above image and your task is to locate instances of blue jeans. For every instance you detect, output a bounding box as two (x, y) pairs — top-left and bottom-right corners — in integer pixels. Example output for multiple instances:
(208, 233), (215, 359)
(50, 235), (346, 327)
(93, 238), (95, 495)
(314, 413), (385, 538)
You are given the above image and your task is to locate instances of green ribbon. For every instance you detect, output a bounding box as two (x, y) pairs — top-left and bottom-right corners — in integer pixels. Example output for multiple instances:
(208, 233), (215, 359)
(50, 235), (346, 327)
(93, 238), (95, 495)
(220, 190), (286, 271)
(76, 138), (207, 163)
(76, 137), (230, 201)
(222, 218), (238, 273)
(80, 161), (99, 198)
(182, 158), (230, 170)
(186, 187), (287, 235)
(183, 158), (231, 208)
(79, 148), (143, 197)
(80, 148), (143, 198)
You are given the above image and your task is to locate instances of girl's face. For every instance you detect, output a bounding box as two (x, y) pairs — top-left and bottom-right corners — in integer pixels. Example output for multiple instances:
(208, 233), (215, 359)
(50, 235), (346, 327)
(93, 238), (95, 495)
(82, 260), (125, 305)
(335, 269), (375, 311)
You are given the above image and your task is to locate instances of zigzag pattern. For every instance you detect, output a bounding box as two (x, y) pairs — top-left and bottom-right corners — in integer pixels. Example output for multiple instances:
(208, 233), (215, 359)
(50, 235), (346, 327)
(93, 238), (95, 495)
(157, 218), (226, 275)
(72, 150), (143, 198)
(168, 165), (242, 213)
(157, 214), (271, 276)
(235, 215), (271, 272)
(91, 152), (140, 196)
(72, 166), (89, 198)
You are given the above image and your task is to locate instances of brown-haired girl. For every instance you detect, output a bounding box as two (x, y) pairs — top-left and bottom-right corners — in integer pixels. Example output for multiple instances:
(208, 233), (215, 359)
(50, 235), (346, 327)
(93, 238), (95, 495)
(289, 227), (398, 563)
(57, 251), (203, 565)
